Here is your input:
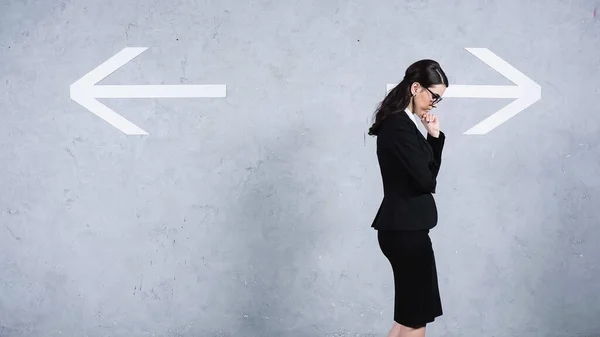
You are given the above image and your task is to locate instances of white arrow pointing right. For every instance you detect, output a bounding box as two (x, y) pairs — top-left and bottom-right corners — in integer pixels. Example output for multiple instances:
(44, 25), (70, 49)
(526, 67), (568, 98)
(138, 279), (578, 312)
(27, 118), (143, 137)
(387, 48), (541, 135)
(458, 48), (541, 135)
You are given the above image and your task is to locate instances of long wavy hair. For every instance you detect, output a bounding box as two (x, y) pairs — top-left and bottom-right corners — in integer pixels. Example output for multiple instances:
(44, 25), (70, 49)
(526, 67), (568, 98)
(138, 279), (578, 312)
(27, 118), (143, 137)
(368, 59), (449, 136)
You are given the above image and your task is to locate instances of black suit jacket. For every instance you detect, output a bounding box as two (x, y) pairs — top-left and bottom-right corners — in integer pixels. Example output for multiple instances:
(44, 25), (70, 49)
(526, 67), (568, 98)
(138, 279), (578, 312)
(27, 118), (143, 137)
(371, 111), (445, 231)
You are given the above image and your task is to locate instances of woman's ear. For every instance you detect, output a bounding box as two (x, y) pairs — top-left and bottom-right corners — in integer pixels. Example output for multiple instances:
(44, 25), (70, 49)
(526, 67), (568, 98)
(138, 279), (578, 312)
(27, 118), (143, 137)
(410, 82), (420, 96)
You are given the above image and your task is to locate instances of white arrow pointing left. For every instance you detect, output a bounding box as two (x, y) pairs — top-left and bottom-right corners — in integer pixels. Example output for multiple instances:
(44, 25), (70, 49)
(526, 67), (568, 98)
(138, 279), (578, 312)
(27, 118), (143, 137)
(70, 47), (226, 135)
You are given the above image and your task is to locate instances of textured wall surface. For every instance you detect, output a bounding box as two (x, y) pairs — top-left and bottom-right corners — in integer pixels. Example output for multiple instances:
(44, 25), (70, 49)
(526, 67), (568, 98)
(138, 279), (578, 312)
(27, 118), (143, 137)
(1, 0), (599, 336)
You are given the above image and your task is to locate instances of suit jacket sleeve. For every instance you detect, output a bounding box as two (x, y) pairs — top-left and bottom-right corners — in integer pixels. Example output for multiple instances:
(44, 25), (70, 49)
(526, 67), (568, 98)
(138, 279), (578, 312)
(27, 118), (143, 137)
(385, 122), (444, 193)
(386, 123), (443, 193)
(427, 131), (445, 179)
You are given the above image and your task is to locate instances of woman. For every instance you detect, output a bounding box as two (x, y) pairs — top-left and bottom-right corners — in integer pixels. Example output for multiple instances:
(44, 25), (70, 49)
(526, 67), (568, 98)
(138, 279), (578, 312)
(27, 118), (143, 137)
(368, 59), (449, 337)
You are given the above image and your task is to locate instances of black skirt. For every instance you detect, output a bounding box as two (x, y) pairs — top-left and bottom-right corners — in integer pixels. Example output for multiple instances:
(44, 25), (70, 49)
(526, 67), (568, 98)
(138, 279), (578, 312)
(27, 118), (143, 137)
(377, 229), (443, 328)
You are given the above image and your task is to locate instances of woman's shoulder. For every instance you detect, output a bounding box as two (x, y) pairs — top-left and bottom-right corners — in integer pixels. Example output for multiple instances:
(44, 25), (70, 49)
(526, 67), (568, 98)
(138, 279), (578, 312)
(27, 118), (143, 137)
(380, 112), (413, 133)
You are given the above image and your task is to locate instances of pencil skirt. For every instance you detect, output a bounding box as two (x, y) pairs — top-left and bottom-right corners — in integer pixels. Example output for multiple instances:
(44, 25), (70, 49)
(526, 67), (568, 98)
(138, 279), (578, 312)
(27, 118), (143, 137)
(377, 229), (443, 328)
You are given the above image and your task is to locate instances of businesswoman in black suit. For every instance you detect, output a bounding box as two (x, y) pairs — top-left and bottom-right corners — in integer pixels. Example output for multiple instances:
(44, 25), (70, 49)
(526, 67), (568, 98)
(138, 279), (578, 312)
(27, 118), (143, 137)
(368, 59), (449, 337)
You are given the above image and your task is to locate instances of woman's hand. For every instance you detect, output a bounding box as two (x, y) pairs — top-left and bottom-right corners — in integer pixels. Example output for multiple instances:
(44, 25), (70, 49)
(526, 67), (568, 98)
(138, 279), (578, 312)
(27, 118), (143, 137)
(421, 113), (440, 138)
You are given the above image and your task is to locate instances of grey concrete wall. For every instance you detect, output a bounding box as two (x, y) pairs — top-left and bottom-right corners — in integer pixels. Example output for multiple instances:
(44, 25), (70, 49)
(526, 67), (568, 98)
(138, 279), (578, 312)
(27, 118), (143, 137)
(1, 0), (599, 336)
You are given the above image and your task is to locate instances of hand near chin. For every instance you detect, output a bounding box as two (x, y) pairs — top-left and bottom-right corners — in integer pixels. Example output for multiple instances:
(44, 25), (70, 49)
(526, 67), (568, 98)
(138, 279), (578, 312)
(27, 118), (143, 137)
(421, 113), (440, 138)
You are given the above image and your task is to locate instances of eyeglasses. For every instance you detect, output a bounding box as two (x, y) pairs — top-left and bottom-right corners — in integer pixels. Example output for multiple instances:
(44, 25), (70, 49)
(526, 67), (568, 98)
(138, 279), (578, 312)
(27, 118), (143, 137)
(422, 85), (442, 105)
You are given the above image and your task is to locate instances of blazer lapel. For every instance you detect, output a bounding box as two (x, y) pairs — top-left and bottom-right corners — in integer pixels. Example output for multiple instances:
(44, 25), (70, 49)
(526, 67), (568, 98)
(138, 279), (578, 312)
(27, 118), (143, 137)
(400, 111), (435, 160)
(417, 129), (434, 161)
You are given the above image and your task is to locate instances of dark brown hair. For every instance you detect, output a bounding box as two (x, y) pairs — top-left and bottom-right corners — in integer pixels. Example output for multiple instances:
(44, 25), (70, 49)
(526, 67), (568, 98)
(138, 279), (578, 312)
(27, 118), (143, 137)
(368, 59), (449, 136)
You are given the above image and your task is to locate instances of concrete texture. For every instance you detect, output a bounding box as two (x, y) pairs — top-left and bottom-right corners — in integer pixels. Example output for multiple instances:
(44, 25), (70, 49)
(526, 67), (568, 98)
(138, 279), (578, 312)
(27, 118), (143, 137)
(1, 0), (599, 336)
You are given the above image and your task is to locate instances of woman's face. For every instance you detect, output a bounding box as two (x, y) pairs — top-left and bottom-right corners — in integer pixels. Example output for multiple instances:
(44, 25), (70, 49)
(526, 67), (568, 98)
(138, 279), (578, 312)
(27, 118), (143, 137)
(411, 83), (446, 118)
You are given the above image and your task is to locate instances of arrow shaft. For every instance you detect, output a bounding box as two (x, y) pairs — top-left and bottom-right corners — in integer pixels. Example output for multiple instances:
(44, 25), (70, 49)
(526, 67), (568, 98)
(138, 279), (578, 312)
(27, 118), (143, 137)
(444, 85), (521, 98)
(92, 85), (226, 98)
(387, 83), (521, 98)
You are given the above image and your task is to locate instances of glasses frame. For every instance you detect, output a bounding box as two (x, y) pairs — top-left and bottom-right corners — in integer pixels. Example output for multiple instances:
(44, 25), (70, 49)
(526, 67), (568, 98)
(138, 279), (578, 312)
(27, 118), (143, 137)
(421, 85), (442, 105)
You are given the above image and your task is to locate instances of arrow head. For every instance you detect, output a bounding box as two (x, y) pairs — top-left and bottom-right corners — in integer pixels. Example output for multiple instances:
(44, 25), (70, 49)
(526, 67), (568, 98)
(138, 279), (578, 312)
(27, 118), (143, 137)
(69, 87), (149, 135)
(70, 47), (150, 135)
(462, 48), (541, 134)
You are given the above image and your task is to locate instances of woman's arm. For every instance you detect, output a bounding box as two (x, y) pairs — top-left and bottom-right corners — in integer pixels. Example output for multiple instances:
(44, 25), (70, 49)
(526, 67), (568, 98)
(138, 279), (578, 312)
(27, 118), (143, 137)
(385, 122), (439, 193)
(427, 131), (445, 179)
